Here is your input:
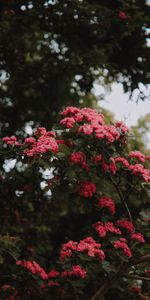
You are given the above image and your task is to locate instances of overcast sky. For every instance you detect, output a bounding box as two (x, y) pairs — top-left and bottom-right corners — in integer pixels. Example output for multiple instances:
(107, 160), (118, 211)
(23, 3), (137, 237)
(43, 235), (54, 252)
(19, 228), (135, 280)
(93, 82), (150, 127)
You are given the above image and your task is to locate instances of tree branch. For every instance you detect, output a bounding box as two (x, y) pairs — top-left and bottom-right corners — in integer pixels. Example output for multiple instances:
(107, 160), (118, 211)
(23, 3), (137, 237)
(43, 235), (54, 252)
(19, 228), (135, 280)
(90, 253), (150, 300)
(125, 274), (150, 281)
(111, 178), (133, 223)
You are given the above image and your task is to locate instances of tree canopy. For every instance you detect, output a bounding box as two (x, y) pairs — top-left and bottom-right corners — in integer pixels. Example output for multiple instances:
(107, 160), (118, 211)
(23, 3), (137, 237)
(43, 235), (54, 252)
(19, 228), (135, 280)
(0, 0), (149, 134)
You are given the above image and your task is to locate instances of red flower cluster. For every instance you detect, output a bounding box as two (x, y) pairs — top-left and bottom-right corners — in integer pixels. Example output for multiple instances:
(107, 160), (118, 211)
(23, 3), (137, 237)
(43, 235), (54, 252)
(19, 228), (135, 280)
(116, 220), (134, 233)
(2, 136), (20, 146)
(113, 238), (132, 257)
(129, 164), (150, 182)
(62, 265), (86, 279)
(23, 128), (58, 157)
(70, 151), (89, 171)
(129, 151), (145, 163)
(130, 232), (145, 243)
(60, 107), (129, 144)
(93, 221), (122, 238)
(60, 236), (105, 261)
(114, 157), (130, 168)
(16, 260), (48, 280)
(118, 11), (128, 20)
(97, 197), (116, 215)
(76, 180), (96, 198)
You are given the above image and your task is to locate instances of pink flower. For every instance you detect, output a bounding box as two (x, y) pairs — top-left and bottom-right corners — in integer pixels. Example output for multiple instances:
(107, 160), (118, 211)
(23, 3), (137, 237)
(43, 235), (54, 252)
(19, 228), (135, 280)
(115, 121), (130, 134)
(60, 106), (81, 116)
(77, 237), (105, 261)
(113, 238), (132, 257)
(70, 151), (89, 171)
(93, 221), (121, 237)
(24, 137), (36, 145)
(130, 232), (145, 243)
(72, 265), (87, 278)
(76, 180), (96, 198)
(60, 117), (76, 128)
(16, 260), (48, 280)
(119, 11), (128, 20)
(98, 196), (116, 215)
(62, 265), (87, 278)
(47, 269), (60, 278)
(116, 220), (134, 233)
(114, 157), (130, 168)
(129, 164), (150, 182)
(129, 151), (145, 163)
(60, 240), (77, 260)
(24, 136), (58, 157)
(92, 154), (102, 163)
(48, 280), (60, 287)
(2, 136), (19, 146)
(78, 124), (93, 135)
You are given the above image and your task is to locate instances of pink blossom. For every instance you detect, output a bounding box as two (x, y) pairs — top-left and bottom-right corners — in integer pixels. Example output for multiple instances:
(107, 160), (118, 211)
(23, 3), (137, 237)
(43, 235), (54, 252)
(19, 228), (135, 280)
(129, 164), (150, 182)
(129, 151), (145, 163)
(60, 106), (81, 116)
(78, 124), (93, 135)
(70, 151), (89, 171)
(24, 137), (36, 145)
(72, 265), (87, 278)
(114, 157), (130, 168)
(60, 240), (77, 260)
(47, 269), (60, 278)
(113, 238), (132, 257)
(115, 121), (130, 134)
(98, 197), (116, 215)
(48, 280), (60, 287)
(130, 232), (145, 243)
(93, 221), (122, 237)
(60, 117), (76, 128)
(119, 11), (128, 20)
(2, 135), (19, 146)
(24, 136), (58, 157)
(16, 260), (48, 280)
(92, 154), (102, 163)
(76, 180), (96, 198)
(62, 265), (86, 278)
(116, 220), (134, 233)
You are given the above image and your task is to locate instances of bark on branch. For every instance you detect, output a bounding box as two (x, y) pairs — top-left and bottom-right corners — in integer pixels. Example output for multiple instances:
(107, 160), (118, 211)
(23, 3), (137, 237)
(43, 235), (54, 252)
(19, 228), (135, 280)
(90, 254), (150, 300)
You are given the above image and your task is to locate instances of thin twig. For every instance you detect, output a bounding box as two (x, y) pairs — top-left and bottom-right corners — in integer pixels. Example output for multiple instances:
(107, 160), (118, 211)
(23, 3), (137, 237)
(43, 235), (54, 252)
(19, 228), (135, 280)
(124, 274), (150, 281)
(111, 177), (133, 223)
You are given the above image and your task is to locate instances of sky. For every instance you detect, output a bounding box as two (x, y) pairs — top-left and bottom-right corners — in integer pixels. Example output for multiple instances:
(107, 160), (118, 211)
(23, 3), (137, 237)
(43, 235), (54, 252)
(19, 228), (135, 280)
(93, 82), (150, 127)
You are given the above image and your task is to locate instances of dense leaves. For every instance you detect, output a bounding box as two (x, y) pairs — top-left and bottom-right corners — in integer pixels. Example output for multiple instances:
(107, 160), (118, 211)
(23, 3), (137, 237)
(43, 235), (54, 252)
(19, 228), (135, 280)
(0, 0), (149, 135)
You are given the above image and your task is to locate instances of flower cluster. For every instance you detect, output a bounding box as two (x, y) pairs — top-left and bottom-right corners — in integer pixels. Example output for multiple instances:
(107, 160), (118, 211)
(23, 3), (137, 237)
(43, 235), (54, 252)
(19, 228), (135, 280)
(115, 220), (134, 232)
(93, 221), (122, 238)
(62, 265), (86, 279)
(70, 151), (89, 171)
(60, 107), (129, 144)
(23, 128), (58, 157)
(97, 197), (116, 215)
(76, 180), (96, 198)
(2, 136), (20, 146)
(60, 236), (105, 261)
(113, 238), (132, 257)
(129, 151), (145, 163)
(130, 232), (145, 243)
(16, 260), (48, 280)
(129, 164), (150, 182)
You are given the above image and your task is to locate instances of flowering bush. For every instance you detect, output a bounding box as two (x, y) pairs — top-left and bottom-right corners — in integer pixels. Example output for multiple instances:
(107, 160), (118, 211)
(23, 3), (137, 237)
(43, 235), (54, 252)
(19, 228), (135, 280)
(0, 106), (150, 299)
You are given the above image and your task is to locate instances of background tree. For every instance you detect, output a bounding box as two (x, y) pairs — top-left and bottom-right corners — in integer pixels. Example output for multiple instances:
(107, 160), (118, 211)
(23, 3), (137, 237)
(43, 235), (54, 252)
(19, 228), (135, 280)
(0, 0), (149, 135)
